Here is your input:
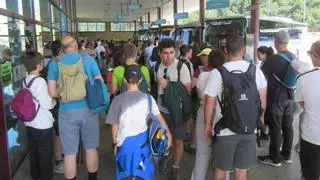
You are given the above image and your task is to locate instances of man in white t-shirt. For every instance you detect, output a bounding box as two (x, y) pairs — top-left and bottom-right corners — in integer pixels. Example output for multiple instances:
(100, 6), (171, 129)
(156, 39), (191, 180)
(296, 40), (320, 180)
(204, 35), (267, 180)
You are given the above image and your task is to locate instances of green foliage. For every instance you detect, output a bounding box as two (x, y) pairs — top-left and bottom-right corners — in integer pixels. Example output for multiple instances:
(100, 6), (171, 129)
(177, 0), (320, 28)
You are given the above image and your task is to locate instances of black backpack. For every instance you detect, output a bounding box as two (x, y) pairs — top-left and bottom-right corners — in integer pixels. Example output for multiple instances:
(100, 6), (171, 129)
(120, 65), (149, 94)
(179, 58), (192, 79)
(215, 64), (262, 135)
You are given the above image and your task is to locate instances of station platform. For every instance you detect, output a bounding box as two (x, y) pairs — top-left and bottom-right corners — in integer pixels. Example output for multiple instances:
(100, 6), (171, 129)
(13, 113), (302, 180)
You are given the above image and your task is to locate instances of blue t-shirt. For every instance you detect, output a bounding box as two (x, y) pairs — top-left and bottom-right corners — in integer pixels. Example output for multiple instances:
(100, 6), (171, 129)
(47, 52), (100, 112)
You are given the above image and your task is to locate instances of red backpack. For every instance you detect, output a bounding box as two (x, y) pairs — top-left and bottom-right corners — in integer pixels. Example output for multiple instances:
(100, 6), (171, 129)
(11, 76), (40, 122)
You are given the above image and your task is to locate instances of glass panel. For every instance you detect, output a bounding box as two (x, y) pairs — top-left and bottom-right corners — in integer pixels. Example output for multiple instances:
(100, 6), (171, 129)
(96, 23), (105, 32)
(0, 0), (6, 9)
(70, 0), (74, 20)
(52, 0), (60, 8)
(78, 22), (87, 32)
(0, 15), (9, 35)
(5, 0), (20, 14)
(61, 0), (66, 14)
(0, 15), (29, 175)
(51, 5), (61, 29)
(66, 0), (70, 17)
(33, 0), (41, 21)
(88, 22), (96, 31)
(67, 18), (71, 32)
(53, 28), (61, 40)
(40, 0), (50, 25)
(21, 0), (32, 18)
(61, 12), (67, 36)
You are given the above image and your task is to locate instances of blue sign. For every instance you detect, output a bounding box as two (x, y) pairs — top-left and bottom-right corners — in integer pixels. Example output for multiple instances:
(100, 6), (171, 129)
(206, 0), (230, 10)
(129, 4), (140, 11)
(154, 19), (166, 25)
(143, 23), (149, 29)
(174, 12), (188, 19)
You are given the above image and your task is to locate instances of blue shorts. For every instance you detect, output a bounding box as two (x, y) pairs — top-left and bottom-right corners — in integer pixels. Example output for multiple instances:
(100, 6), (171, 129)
(59, 108), (99, 155)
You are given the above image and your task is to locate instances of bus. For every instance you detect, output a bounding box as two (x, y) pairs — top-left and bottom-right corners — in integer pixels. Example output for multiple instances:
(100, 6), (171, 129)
(173, 22), (204, 45)
(204, 16), (308, 60)
(149, 25), (174, 40)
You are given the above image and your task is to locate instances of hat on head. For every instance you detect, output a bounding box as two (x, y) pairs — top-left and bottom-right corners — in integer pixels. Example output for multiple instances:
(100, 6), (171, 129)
(124, 64), (142, 80)
(274, 30), (290, 44)
(197, 48), (212, 56)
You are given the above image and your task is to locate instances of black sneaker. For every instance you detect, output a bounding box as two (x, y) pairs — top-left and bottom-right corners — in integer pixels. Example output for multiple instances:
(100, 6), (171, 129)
(258, 155), (281, 167)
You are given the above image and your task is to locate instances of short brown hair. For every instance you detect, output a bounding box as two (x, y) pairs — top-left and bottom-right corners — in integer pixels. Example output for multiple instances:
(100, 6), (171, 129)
(208, 48), (226, 69)
(122, 43), (138, 59)
(21, 51), (43, 72)
(158, 39), (176, 52)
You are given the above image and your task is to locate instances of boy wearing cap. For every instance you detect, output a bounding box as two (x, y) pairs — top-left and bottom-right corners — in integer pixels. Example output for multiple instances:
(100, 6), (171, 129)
(258, 30), (296, 166)
(105, 64), (172, 180)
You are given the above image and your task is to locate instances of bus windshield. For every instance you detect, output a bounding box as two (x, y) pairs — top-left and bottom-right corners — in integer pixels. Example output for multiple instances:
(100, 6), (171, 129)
(205, 17), (247, 48)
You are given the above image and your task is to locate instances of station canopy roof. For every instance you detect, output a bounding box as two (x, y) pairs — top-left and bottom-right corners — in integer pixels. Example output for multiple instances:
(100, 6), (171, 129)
(76, 0), (199, 23)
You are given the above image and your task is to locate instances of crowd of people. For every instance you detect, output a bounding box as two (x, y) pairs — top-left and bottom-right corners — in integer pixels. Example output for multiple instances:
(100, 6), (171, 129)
(16, 30), (320, 180)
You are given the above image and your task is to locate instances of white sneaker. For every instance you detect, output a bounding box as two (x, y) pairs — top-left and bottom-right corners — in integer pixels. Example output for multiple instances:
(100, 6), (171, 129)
(53, 161), (64, 174)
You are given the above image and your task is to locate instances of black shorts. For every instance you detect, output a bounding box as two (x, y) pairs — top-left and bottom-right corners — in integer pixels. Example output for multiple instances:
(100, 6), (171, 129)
(161, 112), (186, 140)
(300, 138), (320, 180)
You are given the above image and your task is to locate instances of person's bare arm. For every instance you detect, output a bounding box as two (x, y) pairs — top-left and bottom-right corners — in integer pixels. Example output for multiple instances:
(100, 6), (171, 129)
(184, 82), (192, 93)
(155, 114), (172, 149)
(259, 87), (267, 123)
(204, 95), (217, 137)
(48, 80), (57, 98)
(111, 124), (119, 156)
(191, 77), (198, 88)
(111, 82), (119, 95)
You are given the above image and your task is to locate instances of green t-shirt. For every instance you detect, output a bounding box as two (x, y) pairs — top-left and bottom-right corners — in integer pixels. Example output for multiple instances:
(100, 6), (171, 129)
(112, 65), (150, 87)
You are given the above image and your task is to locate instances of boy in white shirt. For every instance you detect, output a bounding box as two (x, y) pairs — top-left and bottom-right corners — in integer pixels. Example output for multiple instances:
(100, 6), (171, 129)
(21, 51), (56, 180)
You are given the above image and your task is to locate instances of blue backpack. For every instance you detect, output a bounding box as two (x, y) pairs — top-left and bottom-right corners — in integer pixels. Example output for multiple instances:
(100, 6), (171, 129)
(274, 53), (298, 89)
(83, 57), (110, 113)
(147, 95), (168, 157)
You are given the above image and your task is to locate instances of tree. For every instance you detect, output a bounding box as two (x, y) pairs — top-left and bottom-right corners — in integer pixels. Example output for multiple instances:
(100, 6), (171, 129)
(177, 0), (320, 28)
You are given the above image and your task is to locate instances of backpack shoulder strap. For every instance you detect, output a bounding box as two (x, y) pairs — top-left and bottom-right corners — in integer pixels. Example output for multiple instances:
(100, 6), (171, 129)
(216, 66), (230, 83)
(297, 68), (320, 80)
(154, 61), (161, 74)
(147, 94), (152, 115)
(26, 76), (41, 88)
(153, 61), (161, 82)
(177, 60), (184, 82)
(246, 63), (256, 80)
(277, 52), (293, 62)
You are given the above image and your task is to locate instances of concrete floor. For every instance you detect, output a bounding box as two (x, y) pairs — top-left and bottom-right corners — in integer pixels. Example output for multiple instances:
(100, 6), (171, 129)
(13, 113), (302, 180)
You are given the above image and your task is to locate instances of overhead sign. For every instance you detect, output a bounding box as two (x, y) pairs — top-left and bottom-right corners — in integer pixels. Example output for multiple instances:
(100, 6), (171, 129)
(206, 0), (230, 10)
(143, 23), (149, 29)
(129, 4), (140, 11)
(174, 12), (188, 20)
(154, 19), (166, 25)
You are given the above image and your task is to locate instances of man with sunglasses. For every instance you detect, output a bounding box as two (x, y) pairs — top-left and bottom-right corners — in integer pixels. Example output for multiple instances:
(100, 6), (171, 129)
(47, 36), (102, 180)
(155, 39), (192, 180)
(258, 30), (296, 167)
